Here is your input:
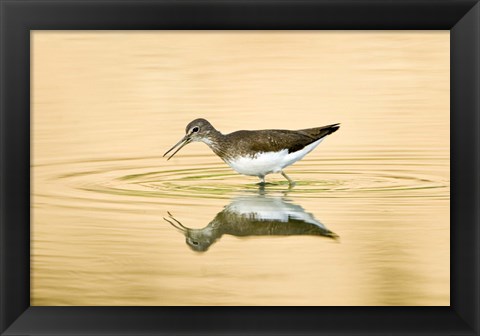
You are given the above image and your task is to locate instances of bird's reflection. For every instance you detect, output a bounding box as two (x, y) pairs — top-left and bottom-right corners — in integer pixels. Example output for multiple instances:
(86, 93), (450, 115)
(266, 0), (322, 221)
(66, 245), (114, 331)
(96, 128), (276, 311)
(164, 188), (338, 252)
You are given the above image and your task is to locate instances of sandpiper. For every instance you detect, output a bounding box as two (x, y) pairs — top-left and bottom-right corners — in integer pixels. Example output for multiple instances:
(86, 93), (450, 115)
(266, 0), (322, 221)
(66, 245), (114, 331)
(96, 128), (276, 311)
(164, 194), (337, 252)
(163, 118), (340, 185)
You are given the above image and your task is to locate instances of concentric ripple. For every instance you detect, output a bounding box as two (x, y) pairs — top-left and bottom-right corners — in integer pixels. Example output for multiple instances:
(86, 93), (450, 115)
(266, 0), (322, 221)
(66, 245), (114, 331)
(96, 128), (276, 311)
(33, 153), (449, 208)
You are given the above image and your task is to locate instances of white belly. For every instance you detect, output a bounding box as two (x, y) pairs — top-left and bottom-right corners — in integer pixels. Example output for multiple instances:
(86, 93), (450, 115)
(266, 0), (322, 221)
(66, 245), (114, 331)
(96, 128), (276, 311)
(227, 195), (328, 230)
(225, 138), (324, 177)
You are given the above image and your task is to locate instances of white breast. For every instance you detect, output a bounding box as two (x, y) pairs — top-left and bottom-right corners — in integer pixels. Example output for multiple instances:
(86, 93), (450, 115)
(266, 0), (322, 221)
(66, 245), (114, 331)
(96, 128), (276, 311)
(225, 138), (324, 177)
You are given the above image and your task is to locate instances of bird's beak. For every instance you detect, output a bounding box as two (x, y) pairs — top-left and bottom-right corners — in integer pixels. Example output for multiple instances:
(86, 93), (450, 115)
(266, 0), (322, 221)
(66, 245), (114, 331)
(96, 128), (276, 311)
(163, 211), (188, 233)
(163, 134), (192, 160)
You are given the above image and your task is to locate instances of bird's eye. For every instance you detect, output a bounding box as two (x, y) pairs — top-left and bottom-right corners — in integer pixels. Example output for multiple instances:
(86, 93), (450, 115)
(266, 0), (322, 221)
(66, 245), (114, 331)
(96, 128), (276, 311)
(192, 126), (199, 133)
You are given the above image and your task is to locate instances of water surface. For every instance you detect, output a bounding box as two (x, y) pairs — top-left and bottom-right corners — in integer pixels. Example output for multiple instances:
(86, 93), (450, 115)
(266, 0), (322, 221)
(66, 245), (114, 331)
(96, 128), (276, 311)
(32, 31), (449, 305)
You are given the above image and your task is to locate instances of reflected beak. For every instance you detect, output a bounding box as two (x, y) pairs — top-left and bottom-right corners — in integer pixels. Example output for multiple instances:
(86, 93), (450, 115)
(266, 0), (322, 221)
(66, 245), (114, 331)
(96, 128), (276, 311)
(163, 135), (191, 160)
(163, 211), (188, 233)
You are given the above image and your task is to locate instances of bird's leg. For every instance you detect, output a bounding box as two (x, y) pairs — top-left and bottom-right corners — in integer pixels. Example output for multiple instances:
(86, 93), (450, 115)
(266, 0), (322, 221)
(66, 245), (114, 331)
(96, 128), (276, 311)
(257, 183), (266, 194)
(281, 171), (296, 186)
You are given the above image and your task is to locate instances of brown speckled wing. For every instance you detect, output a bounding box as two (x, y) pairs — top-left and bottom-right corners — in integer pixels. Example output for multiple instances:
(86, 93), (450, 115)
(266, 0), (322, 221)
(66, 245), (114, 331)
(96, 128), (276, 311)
(225, 123), (340, 157)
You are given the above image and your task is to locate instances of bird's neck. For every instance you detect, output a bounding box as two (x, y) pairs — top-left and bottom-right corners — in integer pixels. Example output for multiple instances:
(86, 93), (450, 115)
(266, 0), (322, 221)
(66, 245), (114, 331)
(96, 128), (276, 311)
(202, 130), (229, 160)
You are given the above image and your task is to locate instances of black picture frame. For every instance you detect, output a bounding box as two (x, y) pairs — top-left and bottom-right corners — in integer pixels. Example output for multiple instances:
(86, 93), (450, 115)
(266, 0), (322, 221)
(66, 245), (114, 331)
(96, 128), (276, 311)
(1, 0), (479, 335)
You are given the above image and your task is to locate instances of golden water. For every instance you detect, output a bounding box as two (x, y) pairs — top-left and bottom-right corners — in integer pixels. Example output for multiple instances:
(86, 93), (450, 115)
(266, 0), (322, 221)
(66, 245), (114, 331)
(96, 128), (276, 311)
(31, 31), (449, 306)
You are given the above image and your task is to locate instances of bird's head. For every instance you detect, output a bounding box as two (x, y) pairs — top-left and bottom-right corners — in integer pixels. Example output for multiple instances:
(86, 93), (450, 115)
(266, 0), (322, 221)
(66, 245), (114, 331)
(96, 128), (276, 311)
(163, 118), (214, 160)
